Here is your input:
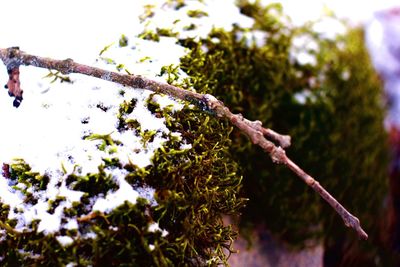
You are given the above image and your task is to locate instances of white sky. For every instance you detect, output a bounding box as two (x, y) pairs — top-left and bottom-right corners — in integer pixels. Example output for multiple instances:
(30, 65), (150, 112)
(275, 0), (399, 25)
(0, 0), (399, 59)
(0, 0), (144, 61)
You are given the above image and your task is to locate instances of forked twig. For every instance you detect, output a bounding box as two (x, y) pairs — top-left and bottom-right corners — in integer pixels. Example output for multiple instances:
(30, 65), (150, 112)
(0, 47), (368, 240)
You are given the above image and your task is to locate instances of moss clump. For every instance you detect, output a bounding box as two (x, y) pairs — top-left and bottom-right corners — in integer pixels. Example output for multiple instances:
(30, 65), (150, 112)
(187, 9), (208, 18)
(0, 82), (245, 266)
(179, 0), (388, 251)
(8, 159), (50, 191)
(139, 30), (161, 42)
(141, 106), (245, 265)
(66, 167), (119, 197)
(0, 199), (176, 267)
(119, 34), (129, 47)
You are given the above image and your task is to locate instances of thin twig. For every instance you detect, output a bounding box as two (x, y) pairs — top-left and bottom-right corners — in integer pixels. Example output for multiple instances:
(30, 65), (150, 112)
(0, 47), (368, 239)
(284, 157), (368, 239)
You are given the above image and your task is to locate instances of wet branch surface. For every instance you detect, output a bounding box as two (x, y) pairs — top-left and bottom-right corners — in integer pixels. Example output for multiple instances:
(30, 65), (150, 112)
(0, 47), (368, 240)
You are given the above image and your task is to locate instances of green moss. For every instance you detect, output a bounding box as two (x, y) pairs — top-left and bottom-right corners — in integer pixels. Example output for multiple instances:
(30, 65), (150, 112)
(119, 34), (129, 47)
(144, 107), (245, 265)
(179, 0), (388, 249)
(1, 62), (245, 266)
(159, 64), (181, 84)
(9, 159), (50, 192)
(67, 167), (119, 197)
(156, 28), (179, 38)
(139, 4), (156, 22)
(183, 23), (197, 31)
(1, 126), (244, 265)
(0, 200), (178, 266)
(187, 9), (208, 18)
(138, 27), (179, 42)
(139, 30), (160, 42)
(43, 70), (73, 84)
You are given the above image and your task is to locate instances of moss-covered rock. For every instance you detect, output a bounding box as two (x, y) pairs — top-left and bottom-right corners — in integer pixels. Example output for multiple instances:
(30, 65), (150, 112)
(0, 0), (389, 266)
(0, 93), (245, 266)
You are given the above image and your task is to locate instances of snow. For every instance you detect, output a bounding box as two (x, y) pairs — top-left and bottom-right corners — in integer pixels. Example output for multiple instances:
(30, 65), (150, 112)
(92, 169), (139, 213)
(312, 18), (347, 39)
(136, 186), (157, 207)
(0, 0), (259, 238)
(0, 17), (179, 235)
(0, 176), (25, 206)
(56, 235), (74, 247)
(295, 52), (317, 66)
(7, 176), (85, 234)
(33, 205), (63, 234)
(141, 0), (254, 40)
(152, 94), (184, 112)
(125, 90), (168, 132)
(148, 222), (168, 237)
(83, 231), (97, 240)
(64, 219), (78, 230)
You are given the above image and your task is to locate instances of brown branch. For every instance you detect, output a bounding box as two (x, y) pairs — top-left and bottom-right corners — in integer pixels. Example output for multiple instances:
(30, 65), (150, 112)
(0, 47), (368, 239)
(284, 157), (368, 239)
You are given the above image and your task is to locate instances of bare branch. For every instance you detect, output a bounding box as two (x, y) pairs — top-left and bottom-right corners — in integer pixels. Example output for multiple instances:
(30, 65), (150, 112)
(285, 158), (368, 239)
(0, 47), (368, 239)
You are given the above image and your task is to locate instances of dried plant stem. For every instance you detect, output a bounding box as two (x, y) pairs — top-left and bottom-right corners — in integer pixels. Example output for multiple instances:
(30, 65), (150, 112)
(0, 47), (367, 239)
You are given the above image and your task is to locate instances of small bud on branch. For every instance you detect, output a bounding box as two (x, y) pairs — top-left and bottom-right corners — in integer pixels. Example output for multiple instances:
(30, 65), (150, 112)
(0, 47), (368, 239)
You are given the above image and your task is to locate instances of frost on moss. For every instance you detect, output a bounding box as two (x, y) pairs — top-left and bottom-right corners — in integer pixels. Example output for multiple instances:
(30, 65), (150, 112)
(0, 93), (244, 266)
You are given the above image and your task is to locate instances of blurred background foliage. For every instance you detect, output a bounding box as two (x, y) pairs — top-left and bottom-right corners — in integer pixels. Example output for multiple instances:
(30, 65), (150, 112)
(179, 0), (389, 265)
